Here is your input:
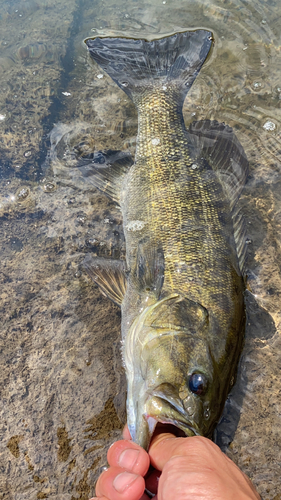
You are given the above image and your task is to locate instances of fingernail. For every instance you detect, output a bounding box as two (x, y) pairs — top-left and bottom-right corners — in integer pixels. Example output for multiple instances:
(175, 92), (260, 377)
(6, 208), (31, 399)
(118, 448), (140, 469)
(113, 472), (138, 493)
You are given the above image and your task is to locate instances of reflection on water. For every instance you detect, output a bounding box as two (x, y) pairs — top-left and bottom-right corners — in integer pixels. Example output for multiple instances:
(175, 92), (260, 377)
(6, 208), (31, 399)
(0, 0), (281, 498)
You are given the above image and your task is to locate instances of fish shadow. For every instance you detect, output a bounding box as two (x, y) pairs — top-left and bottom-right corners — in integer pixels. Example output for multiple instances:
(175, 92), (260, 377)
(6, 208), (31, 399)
(214, 290), (276, 451)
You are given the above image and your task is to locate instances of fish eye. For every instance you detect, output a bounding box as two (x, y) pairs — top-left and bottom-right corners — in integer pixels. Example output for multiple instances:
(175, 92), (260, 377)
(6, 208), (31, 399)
(188, 373), (208, 396)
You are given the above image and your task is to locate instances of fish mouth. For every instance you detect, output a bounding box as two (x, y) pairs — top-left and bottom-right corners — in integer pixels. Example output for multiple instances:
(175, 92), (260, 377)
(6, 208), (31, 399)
(143, 385), (202, 440)
(145, 411), (199, 440)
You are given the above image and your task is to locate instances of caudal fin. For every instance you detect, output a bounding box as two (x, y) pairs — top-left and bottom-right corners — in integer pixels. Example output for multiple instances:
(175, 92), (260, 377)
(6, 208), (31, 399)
(85, 30), (213, 101)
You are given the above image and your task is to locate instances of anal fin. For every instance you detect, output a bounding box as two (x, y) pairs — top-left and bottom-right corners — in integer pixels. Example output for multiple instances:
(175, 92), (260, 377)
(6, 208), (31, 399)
(83, 254), (126, 306)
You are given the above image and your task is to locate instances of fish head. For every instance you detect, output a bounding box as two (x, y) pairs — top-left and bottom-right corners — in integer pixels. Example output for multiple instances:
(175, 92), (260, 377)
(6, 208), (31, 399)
(125, 294), (226, 449)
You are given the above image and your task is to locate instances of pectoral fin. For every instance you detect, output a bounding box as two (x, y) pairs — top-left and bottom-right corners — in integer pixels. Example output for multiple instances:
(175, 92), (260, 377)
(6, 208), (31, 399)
(76, 149), (133, 204)
(133, 240), (165, 299)
(83, 254), (126, 306)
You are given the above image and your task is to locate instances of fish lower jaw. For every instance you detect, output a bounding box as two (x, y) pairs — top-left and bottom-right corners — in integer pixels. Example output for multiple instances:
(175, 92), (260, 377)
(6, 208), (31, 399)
(144, 414), (198, 439)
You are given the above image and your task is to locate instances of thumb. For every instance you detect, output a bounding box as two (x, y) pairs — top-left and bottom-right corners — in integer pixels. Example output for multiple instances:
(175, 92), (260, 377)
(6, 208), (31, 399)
(148, 434), (261, 500)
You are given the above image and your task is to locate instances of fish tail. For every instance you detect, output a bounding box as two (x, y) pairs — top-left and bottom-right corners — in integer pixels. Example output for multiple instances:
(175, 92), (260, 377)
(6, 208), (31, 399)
(85, 30), (213, 102)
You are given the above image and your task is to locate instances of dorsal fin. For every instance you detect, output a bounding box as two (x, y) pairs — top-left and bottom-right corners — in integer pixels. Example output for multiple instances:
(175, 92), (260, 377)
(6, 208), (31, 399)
(83, 254), (126, 306)
(189, 120), (249, 275)
(76, 149), (133, 204)
(189, 120), (248, 209)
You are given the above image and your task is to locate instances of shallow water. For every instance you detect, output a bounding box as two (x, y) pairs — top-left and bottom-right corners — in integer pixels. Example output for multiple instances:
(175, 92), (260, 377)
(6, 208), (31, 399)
(0, 0), (281, 498)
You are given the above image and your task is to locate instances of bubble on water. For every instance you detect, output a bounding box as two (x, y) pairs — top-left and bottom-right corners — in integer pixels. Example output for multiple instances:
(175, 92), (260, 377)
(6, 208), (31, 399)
(263, 120), (276, 131)
(77, 214), (87, 225)
(0, 114), (6, 121)
(97, 74), (104, 79)
(43, 182), (56, 193)
(87, 238), (99, 246)
(16, 187), (30, 201)
(126, 220), (146, 231)
(252, 82), (262, 91)
(191, 163), (198, 169)
(24, 151), (31, 157)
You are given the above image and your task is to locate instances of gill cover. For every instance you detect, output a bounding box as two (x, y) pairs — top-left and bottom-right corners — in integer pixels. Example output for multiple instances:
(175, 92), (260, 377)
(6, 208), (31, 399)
(124, 295), (211, 448)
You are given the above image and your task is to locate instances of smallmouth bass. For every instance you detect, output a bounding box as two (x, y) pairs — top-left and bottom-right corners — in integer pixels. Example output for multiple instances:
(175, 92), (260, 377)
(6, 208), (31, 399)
(83, 30), (248, 449)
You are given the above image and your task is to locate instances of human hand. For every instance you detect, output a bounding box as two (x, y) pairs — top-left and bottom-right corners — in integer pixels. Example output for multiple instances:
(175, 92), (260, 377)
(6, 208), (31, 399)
(91, 427), (261, 500)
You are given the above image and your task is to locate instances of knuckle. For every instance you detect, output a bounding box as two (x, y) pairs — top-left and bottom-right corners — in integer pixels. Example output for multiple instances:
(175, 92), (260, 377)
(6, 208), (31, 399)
(177, 435), (218, 458)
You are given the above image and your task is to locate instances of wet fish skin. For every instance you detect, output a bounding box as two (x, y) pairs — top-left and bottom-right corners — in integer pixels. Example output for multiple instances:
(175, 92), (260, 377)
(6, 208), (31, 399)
(84, 31), (247, 449)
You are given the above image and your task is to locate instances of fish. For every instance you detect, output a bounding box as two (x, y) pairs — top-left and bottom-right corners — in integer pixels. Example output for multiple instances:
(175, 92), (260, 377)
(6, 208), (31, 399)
(82, 30), (248, 450)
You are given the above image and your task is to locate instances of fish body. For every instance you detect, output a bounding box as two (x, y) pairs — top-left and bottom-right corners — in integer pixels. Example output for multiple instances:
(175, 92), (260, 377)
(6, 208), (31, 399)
(84, 31), (248, 449)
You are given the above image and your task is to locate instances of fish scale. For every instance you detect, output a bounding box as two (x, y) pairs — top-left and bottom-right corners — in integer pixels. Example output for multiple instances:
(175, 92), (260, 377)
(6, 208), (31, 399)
(125, 89), (236, 319)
